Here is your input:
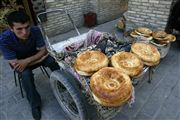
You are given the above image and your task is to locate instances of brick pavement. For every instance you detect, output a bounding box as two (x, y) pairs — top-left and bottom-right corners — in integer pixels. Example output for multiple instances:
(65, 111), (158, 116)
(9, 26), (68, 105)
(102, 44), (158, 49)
(0, 19), (180, 120)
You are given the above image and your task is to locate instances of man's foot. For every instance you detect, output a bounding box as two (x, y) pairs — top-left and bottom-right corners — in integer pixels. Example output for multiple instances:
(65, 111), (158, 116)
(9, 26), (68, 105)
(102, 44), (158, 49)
(32, 107), (41, 120)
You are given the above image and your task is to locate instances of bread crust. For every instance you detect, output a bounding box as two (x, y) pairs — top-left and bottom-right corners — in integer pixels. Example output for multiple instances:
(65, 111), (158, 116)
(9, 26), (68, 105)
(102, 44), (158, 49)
(74, 50), (109, 76)
(130, 31), (139, 38)
(163, 34), (176, 42)
(111, 52), (144, 77)
(131, 43), (160, 66)
(130, 27), (153, 40)
(135, 27), (152, 36)
(152, 31), (176, 45)
(90, 67), (132, 107)
(152, 31), (167, 40)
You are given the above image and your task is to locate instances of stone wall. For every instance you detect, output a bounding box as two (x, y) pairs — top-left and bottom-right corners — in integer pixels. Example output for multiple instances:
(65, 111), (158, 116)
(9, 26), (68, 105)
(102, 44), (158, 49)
(88, 0), (128, 24)
(41, 0), (87, 37)
(125, 0), (174, 31)
(36, 0), (128, 37)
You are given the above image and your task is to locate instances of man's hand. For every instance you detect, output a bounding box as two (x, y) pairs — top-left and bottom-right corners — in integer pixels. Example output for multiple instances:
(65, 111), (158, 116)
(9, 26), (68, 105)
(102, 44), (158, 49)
(8, 46), (48, 72)
(10, 53), (48, 72)
(28, 53), (49, 66)
(13, 59), (30, 72)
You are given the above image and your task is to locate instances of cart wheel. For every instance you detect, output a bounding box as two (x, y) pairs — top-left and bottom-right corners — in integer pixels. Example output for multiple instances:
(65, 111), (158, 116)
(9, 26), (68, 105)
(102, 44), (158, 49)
(50, 69), (88, 120)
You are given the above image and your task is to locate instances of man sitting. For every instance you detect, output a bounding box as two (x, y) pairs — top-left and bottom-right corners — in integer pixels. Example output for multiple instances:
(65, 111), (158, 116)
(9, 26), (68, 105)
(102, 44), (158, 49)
(0, 11), (60, 120)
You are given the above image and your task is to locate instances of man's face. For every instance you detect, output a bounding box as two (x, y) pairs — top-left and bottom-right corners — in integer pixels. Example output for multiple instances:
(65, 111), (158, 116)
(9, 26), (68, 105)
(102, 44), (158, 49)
(10, 22), (31, 40)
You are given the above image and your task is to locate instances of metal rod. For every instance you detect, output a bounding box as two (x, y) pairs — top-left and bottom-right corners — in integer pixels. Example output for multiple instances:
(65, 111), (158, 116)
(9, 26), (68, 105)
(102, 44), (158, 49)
(148, 67), (152, 83)
(36, 9), (81, 60)
(67, 13), (80, 36)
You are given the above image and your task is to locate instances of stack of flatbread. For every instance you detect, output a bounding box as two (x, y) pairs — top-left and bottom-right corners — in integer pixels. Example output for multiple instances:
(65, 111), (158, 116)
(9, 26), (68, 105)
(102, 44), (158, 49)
(152, 31), (176, 45)
(130, 27), (153, 41)
(131, 42), (160, 66)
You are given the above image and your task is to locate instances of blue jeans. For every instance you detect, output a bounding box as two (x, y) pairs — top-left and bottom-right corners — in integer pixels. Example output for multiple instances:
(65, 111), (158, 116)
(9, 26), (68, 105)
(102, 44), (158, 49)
(19, 55), (60, 109)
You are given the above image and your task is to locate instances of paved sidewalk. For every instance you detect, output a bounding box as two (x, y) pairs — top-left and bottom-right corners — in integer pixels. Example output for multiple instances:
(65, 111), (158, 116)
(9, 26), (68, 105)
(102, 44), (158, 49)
(0, 19), (180, 120)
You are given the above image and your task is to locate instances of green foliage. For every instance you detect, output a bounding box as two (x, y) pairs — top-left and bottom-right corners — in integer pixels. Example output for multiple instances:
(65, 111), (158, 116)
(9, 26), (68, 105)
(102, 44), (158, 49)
(0, 0), (24, 32)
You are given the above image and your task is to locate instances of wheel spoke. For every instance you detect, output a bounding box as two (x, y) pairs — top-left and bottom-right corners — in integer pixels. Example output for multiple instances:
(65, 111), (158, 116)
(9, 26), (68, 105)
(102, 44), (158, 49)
(56, 81), (79, 116)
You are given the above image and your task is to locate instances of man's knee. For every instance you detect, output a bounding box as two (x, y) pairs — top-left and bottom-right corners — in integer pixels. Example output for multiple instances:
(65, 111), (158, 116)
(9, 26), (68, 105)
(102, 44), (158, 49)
(42, 55), (60, 71)
(21, 69), (34, 83)
(45, 55), (56, 64)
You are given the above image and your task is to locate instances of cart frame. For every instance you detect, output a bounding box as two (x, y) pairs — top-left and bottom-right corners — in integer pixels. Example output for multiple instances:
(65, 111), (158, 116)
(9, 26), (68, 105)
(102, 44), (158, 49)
(37, 9), (155, 120)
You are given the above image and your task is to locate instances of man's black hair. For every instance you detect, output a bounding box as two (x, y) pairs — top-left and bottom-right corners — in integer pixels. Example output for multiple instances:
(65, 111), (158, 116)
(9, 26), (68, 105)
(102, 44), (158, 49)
(7, 11), (30, 27)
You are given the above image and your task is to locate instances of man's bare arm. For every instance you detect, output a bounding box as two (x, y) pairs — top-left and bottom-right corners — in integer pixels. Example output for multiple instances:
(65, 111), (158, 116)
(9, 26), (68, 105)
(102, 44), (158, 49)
(28, 53), (49, 66)
(26, 46), (48, 64)
(8, 46), (48, 71)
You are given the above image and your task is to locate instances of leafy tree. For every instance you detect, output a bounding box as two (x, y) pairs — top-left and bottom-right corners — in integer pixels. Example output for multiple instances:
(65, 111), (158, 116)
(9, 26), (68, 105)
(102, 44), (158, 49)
(0, 0), (23, 32)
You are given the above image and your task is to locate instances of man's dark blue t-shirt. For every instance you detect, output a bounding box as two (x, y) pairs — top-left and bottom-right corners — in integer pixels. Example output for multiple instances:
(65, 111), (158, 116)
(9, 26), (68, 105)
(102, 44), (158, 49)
(0, 26), (45, 60)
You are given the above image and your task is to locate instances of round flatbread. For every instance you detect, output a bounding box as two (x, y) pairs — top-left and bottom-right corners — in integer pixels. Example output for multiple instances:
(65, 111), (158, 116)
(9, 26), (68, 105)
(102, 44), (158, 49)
(74, 50), (109, 76)
(90, 67), (132, 107)
(135, 27), (153, 36)
(131, 42), (160, 66)
(111, 51), (144, 77)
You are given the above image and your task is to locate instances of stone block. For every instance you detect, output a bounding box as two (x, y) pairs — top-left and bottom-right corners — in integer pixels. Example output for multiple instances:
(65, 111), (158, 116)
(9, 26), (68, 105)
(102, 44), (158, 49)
(160, 1), (172, 5)
(138, 6), (148, 10)
(138, 12), (147, 15)
(156, 14), (169, 19)
(143, 10), (153, 13)
(131, 0), (142, 2)
(148, 7), (158, 11)
(153, 4), (166, 8)
(135, 17), (144, 21)
(152, 10), (165, 14)
(133, 8), (142, 12)
(113, 112), (129, 120)
(148, 13), (156, 17)
(134, 112), (152, 120)
(131, 1), (142, 5)
(140, 15), (150, 19)
(158, 8), (170, 12)
(149, 0), (159, 4)
(0, 112), (6, 120)
(149, 22), (158, 26)
(142, 2), (152, 6)
(155, 94), (180, 120)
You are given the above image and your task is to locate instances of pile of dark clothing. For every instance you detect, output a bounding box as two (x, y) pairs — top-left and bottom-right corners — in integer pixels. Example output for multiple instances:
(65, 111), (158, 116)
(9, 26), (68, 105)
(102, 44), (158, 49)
(167, 1), (180, 34)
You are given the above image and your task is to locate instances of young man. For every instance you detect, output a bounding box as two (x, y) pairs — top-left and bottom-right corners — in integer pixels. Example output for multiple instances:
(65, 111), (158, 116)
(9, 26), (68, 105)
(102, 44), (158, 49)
(0, 11), (60, 120)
